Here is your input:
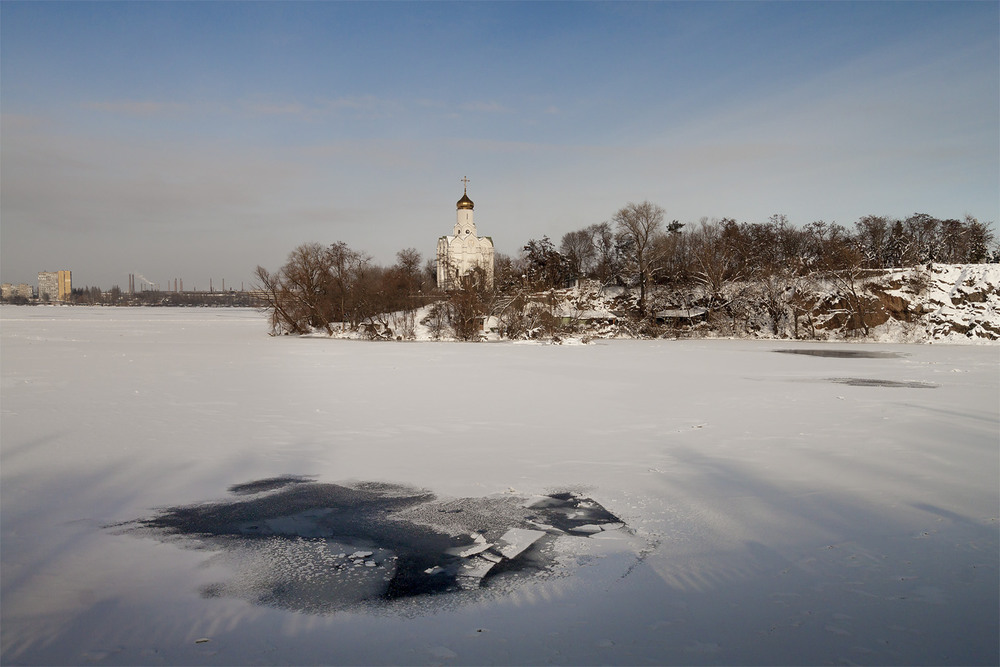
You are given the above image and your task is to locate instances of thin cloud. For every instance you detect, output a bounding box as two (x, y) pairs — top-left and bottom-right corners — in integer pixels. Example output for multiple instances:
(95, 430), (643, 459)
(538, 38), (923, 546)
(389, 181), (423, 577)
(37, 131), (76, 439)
(321, 95), (401, 117)
(459, 100), (513, 114)
(298, 139), (423, 170)
(82, 100), (187, 116)
(247, 102), (308, 116)
(444, 138), (548, 154)
(415, 98), (446, 109)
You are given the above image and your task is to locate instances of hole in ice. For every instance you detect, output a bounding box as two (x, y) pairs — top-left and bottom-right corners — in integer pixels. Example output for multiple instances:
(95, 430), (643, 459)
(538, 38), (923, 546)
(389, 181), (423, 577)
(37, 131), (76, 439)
(775, 349), (903, 359)
(827, 378), (937, 388)
(119, 480), (625, 614)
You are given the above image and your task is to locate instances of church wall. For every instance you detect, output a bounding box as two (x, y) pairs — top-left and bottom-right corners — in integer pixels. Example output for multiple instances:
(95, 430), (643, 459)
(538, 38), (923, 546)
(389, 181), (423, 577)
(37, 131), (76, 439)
(437, 187), (495, 290)
(437, 235), (494, 290)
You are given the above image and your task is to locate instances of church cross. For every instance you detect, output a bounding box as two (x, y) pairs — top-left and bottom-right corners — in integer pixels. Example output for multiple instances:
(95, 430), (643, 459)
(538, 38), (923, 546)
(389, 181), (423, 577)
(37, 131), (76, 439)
(461, 176), (470, 192)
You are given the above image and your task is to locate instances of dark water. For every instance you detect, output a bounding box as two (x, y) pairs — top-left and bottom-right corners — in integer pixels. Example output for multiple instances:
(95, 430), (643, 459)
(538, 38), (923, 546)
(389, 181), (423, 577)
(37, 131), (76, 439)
(772, 348), (935, 388)
(775, 349), (904, 359)
(120, 479), (624, 614)
(828, 377), (937, 388)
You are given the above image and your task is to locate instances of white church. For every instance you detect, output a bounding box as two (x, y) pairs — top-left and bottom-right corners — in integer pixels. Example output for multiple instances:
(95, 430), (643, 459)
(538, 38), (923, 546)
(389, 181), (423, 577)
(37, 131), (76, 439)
(436, 178), (495, 290)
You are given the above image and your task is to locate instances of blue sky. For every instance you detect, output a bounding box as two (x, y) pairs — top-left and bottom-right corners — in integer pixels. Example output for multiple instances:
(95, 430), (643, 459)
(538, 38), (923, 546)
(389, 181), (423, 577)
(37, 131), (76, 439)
(2, 1), (997, 291)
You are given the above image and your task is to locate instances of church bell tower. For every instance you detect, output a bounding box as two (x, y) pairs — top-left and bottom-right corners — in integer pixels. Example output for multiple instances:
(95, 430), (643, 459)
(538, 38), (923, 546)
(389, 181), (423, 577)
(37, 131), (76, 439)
(454, 179), (477, 237)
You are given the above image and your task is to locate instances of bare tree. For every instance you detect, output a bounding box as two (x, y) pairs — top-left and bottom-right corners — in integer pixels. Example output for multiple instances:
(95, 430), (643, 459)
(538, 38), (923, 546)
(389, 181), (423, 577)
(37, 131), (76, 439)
(818, 235), (876, 337)
(855, 215), (892, 269)
(650, 220), (686, 284)
(327, 241), (371, 329)
(613, 201), (665, 314)
(252, 242), (336, 334)
(688, 219), (744, 305)
(588, 222), (621, 285)
(445, 267), (491, 341)
(394, 248), (424, 292)
(253, 265), (295, 335)
(559, 228), (596, 279)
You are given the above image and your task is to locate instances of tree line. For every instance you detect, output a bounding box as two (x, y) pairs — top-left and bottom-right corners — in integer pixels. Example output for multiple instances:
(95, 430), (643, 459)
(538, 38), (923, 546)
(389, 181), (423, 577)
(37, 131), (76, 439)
(254, 242), (432, 336)
(255, 206), (997, 338)
(0, 286), (262, 307)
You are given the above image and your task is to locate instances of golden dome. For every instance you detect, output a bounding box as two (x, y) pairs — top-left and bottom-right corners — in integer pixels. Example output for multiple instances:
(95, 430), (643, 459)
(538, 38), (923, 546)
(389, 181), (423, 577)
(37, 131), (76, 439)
(457, 191), (474, 210)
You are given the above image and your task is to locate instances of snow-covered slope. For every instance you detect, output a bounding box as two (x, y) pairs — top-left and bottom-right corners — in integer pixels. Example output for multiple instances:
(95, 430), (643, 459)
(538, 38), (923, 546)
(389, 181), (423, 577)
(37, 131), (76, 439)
(917, 263), (1000, 341)
(326, 263), (1000, 344)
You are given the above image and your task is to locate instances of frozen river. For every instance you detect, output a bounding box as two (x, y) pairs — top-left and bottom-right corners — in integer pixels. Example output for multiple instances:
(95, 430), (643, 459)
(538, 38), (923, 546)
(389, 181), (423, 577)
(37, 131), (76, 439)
(2, 307), (997, 665)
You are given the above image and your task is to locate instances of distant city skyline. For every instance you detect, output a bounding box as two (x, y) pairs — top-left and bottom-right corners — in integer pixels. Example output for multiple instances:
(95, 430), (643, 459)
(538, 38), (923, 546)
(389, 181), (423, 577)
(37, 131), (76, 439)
(2, 1), (997, 290)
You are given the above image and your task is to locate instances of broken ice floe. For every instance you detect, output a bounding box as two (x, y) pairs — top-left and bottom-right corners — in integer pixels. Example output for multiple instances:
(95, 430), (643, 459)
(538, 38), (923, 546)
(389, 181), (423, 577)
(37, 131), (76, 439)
(119, 479), (626, 614)
(446, 532), (492, 558)
(447, 528), (552, 590)
(569, 524), (605, 535)
(494, 528), (546, 559)
(457, 556), (499, 589)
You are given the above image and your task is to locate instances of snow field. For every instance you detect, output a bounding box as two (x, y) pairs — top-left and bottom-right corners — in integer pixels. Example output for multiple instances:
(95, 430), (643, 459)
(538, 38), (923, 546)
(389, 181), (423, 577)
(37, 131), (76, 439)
(1, 306), (997, 665)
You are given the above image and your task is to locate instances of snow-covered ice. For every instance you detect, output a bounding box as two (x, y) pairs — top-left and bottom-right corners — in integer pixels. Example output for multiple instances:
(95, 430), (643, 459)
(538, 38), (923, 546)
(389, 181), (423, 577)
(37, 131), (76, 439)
(493, 528), (546, 560)
(1, 306), (997, 665)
